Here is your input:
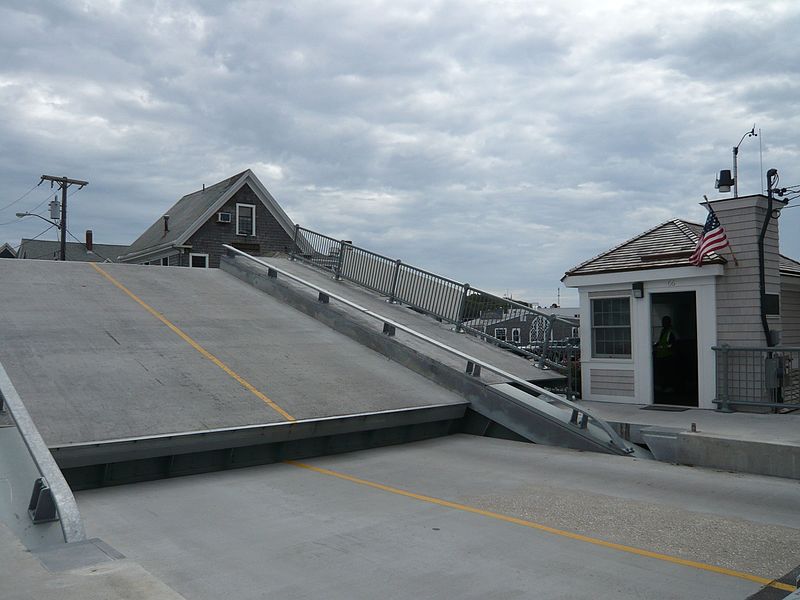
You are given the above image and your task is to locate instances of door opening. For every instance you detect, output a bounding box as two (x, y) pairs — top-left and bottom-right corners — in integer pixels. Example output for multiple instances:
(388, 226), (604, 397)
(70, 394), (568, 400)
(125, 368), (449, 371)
(651, 291), (698, 407)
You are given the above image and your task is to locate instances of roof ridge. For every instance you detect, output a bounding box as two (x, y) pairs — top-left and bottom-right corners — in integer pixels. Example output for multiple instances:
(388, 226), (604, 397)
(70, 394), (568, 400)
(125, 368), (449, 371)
(179, 170), (249, 201)
(672, 219), (699, 244)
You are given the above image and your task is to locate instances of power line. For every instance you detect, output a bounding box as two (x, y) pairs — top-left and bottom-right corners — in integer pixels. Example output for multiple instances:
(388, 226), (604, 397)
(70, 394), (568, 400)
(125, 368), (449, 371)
(13, 224), (57, 253)
(64, 227), (111, 262)
(0, 184), (85, 228)
(0, 181), (42, 213)
(0, 190), (58, 226)
(40, 174), (89, 261)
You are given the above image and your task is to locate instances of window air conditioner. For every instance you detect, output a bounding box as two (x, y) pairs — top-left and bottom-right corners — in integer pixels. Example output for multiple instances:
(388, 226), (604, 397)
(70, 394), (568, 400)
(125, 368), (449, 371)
(217, 212), (232, 223)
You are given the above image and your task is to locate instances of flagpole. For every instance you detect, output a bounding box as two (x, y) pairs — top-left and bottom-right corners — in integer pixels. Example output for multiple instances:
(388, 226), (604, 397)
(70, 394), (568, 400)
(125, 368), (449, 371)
(698, 195), (737, 266)
(727, 245), (740, 267)
(695, 194), (739, 267)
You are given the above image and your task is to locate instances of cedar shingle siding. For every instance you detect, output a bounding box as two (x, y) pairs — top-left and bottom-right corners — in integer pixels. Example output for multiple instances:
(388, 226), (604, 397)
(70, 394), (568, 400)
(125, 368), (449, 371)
(119, 170), (296, 267)
(182, 184), (293, 268)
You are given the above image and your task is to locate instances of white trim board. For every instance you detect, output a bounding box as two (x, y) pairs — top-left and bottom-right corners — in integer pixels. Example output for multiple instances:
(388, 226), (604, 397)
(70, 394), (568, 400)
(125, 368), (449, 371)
(564, 264), (724, 288)
(189, 253), (209, 268)
(236, 203), (257, 236)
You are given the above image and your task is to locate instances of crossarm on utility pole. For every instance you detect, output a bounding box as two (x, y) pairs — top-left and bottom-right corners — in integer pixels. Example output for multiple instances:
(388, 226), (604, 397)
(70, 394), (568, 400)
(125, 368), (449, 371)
(40, 175), (88, 261)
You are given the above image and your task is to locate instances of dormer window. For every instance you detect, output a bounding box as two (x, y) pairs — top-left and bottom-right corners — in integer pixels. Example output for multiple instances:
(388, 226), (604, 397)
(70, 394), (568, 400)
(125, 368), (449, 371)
(236, 203), (256, 236)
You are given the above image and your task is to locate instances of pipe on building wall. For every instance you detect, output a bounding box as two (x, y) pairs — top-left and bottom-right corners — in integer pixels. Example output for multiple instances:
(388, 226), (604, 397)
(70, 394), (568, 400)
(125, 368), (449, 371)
(758, 169), (777, 347)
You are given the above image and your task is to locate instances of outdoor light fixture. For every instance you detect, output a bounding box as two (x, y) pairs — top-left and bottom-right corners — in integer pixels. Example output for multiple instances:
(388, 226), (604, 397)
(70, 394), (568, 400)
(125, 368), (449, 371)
(16, 212), (57, 225)
(632, 282), (644, 299)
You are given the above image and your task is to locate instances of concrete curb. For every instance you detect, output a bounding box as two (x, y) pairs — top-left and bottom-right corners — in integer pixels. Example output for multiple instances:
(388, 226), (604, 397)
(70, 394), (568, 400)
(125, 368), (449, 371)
(676, 432), (800, 480)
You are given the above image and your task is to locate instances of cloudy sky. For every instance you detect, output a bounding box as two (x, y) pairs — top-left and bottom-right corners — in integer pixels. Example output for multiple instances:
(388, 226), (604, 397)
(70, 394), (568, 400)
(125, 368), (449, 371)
(1, 0), (798, 306)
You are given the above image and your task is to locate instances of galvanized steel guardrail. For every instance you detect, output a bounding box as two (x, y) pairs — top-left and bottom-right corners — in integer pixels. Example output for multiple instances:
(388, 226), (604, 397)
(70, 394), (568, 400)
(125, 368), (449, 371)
(289, 225), (580, 381)
(0, 362), (86, 543)
(713, 345), (800, 412)
(224, 245), (633, 455)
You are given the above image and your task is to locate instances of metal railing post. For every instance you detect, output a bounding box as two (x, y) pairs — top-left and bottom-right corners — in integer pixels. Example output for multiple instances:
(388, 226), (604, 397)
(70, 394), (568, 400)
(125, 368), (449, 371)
(335, 240), (347, 281)
(389, 259), (401, 303)
(455, 283), (470, 332)
(565, 343), (574, 401)
(290, 224), (300, 261)
(538, 315), (555, 369)
(717, 345), (733, 412)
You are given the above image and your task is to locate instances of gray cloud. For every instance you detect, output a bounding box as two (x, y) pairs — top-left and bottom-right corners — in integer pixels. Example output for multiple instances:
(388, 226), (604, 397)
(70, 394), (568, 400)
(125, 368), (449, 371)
(1, 0), (799, 306)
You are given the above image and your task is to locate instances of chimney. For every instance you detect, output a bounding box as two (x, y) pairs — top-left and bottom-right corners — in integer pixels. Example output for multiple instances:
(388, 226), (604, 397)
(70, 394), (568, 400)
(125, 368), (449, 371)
(163, 215), (170, 232)
(85, 229), (93, 252)
(709, 194), (786, 347)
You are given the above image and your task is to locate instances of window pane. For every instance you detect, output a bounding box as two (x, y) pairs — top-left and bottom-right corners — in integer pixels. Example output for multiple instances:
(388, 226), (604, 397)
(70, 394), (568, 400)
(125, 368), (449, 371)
(238, 206), (254, 235)
(191, 255), (207, 268)
(591, 297), (631, 358)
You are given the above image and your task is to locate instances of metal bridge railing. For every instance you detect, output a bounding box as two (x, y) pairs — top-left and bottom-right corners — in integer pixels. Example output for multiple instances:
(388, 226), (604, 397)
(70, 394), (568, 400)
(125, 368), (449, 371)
(713, 345), (800, 412)
(224, 245), (634, 455)
(289, 225), (580, 388)
(0, 362), (86, 543)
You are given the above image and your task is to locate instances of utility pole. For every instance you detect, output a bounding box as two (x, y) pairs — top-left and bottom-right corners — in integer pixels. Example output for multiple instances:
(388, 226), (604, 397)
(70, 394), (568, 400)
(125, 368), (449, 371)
(40, 175), (88, 261)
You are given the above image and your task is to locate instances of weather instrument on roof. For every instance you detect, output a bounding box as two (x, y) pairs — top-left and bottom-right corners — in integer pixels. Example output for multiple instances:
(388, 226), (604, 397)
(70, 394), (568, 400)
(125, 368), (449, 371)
(716, 125), (757, 197)
(715, 169), (734, 193)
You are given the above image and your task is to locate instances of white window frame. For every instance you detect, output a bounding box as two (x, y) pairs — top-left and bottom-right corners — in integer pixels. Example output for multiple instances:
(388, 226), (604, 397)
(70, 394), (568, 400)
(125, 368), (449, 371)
(161, 256), (170, 266)
(590, 296), (631, 358)
(511, 328), (521, 344)
(236, 203), (256, 236)
(494, 327), (507, 341)
(189, 253), (209, 268)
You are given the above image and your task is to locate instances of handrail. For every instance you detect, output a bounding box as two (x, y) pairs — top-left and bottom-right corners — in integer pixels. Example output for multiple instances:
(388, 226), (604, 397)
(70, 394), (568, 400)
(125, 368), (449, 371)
(290, 225), (579, 379)
(223, 245), (634, 454)
(294, 225), (576, 327)
(712, 345), (800, 351)
(0, 362), (86, 543)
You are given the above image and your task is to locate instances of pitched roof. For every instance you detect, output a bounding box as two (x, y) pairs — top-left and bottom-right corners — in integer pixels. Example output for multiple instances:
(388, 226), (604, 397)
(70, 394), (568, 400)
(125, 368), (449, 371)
(16, 239), (127, 262)
(563, 219), (725, 279)
(119, 169), (295, 262)
(781, 254), (800, 277)
(0, 242), (16, 258)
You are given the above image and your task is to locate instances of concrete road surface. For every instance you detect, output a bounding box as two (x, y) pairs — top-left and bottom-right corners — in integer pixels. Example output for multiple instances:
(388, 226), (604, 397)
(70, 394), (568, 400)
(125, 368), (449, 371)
(77, 435), (800, 599)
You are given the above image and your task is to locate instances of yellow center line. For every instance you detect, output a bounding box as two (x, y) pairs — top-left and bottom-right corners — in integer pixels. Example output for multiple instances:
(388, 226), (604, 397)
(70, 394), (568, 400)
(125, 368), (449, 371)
(286, 460), (797, 593)
(90, 263), (295, 421)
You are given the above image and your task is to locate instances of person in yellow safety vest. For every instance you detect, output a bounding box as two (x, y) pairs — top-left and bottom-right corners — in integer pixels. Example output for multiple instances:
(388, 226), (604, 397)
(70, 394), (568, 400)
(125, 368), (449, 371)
(654, 315), (677, 393)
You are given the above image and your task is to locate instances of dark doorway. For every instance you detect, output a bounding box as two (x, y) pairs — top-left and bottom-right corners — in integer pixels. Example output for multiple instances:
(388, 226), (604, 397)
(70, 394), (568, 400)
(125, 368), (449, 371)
(651, 291), (698, 407)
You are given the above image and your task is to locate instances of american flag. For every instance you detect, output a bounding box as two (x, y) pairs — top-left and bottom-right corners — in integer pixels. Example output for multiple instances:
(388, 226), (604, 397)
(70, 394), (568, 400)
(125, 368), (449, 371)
(690, 207), (728, 266)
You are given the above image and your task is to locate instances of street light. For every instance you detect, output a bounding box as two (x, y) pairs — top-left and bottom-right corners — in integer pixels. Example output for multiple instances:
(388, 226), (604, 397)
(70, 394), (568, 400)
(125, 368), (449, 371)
(15, 212), (64, 260)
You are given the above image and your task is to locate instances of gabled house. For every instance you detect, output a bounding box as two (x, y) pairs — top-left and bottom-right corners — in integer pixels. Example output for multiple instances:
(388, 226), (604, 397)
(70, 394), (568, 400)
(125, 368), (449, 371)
(118, 170), (296, 268)
(562, 195), (800, 409)
(16, 231), (125, 262)
(464, 309), (578, 348)
(0, 243), (16, 259)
